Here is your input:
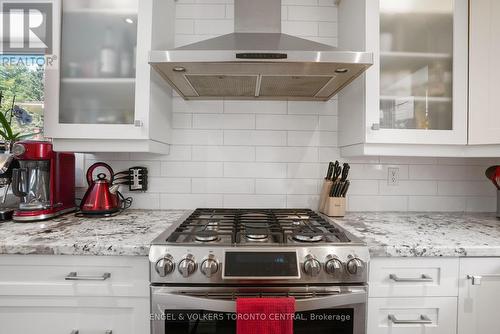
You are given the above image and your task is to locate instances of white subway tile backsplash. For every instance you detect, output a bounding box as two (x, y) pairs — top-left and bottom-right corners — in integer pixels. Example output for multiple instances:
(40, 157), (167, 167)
(193, 114), (255, 129)
(282, 21), (318, 36)
(225, 100), (287, 114)
(348, 196), (408, 211)
(174, 98), (223, 113)
(256, 147), (318, 162)
(256, 178), (320, 194)
(192, 178), (254, 194)
(224, 162), (287, 178)
(408, 196), (467, 212)
(160, 194), (223, 209)
(175, 19), (195, 34)
(130, 146), (192, 161)
(171, 129), (223, 145)
(161, 161), (223, 177)
(318, 21), (337, 37)
(319, 116), (338, 131)
(173, 113), (193, 129)
(466, 197), (497, 212)
(349, 164), (409, 180)
(286, 195), (320, 209)
(86, 0), (496, 212)
(287, 163), (322, 178)
(176, 4), (227, 19)
(379, 180), (437, 196)
(256, 115), (319, 131)
(287, 5), (337, 21)
(224, 130), (287, 146)
(192, 146), (255, 161)
(437, 181), (496, 197)
(288, 100), (337, 115)
(147, 177), (191, 193)
(194, 19), (233, 35)
(223, 195), (287, 208)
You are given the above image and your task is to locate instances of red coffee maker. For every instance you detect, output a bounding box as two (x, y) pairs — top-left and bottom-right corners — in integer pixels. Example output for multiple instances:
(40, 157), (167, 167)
(11, 141), (75, 221)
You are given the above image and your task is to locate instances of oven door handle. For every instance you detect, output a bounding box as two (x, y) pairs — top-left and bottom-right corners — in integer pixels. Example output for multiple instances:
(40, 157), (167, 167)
(152, 289), (367, 313)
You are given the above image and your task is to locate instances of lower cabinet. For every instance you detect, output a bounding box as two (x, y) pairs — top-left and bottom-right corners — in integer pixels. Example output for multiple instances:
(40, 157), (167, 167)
(367, 297), (457, 334)
(0, 296), (149, 334)
(0, 255), (150, 334)
(458, 258), (500, 334)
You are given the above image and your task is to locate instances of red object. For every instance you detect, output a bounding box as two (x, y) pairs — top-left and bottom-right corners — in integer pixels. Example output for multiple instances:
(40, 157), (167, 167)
(236, 298), (295, 334)
(80, 162), (120, 215)
(11, 141), (75, 221)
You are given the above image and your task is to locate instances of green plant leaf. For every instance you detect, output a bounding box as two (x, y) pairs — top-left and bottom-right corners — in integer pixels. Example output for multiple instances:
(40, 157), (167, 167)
(16, 133), (36, 140)
(0, 111), (13, 139)
(0, 130), (9, 140)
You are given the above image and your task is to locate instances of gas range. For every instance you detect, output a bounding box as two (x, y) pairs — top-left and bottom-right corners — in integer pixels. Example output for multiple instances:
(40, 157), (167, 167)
(150, 208), (369, 333)
(149, 208), (369, 285)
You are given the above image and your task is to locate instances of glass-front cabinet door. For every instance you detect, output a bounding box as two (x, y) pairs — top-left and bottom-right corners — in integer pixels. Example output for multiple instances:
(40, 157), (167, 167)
(366, 0), (468, 145)
(59, 0), (138, 125)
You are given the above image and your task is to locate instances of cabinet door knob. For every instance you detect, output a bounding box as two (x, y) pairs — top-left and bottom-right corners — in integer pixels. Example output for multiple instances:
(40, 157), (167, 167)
(371, 123), (380, 130)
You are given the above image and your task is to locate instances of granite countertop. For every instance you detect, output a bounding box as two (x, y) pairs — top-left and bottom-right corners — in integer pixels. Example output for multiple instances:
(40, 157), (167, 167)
(335, 212), (500, 257)
(0, 210), (500, 257)
(0, 210), (186, 256)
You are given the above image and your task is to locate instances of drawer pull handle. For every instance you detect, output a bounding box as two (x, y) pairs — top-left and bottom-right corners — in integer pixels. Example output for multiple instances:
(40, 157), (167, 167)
(467, 274), (500, 285)
(388, 314), (432, 324)
(70, 331), (112, 334)
(65, 272), (111, 281)
(389, 274), (433, 282)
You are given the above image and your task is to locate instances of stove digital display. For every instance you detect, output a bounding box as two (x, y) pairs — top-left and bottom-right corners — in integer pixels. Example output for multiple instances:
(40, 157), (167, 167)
(223, 251), (299, 278)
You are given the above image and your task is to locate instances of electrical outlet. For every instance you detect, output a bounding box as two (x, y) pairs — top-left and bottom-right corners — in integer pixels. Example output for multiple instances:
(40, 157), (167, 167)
(387, 167), (399, 186)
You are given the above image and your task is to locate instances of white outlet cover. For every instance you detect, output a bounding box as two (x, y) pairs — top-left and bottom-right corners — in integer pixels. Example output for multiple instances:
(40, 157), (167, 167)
(387, 167), (399, 186)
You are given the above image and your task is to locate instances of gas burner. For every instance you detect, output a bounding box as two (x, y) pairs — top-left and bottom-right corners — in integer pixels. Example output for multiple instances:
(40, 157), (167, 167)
(243, 222), (269, 241)
(194, 222), (220, 242)
(292, 234), (324, 243)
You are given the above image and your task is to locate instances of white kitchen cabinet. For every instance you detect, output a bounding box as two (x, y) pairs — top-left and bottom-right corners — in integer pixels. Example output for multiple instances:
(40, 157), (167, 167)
(0, 255), (150, 334)
(338, 0), (469, 157)
(44, 0), (174, 153)
(458, 257), (500, 334)
(0, 296), (149, 334)
(468, 0), (500, 145)
(368, 257), (459, 297)
(367, 297), (458, 334)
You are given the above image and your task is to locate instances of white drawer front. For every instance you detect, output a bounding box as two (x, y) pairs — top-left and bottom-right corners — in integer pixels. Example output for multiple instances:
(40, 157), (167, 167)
(0, 296), (149, 334)
(0, 255), (149, 297)
(369, 258), (459, 297)
(367, 297), (457, 334)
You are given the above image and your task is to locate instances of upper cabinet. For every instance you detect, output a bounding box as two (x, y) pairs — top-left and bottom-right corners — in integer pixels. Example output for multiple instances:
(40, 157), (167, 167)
(468, 0), (500, 145)
(338, 0), (471, 156)
(44, 0), (175, 153)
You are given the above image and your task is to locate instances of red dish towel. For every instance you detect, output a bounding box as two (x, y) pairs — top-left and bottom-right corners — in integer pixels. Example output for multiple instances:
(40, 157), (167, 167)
(236, 297), (295, 334)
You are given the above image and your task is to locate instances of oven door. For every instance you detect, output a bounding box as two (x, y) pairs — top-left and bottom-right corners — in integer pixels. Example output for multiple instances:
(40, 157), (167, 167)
(151, 285), (366, 334)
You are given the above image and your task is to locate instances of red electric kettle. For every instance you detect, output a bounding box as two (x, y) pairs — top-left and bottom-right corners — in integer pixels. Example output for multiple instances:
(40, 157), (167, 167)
(80, 162), (120, 216)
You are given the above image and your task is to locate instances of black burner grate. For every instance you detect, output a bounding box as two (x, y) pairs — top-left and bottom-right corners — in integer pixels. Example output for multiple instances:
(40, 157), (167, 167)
(166, 208), (350, 245)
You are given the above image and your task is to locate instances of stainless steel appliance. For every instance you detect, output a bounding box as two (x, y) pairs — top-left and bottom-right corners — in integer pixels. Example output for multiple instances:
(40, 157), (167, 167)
(149, 208), (369, 333)
(149, 0), (373, 101)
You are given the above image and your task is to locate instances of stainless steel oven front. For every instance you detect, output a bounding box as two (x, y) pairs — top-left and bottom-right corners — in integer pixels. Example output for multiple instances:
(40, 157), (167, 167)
(151, 285), (367, 334)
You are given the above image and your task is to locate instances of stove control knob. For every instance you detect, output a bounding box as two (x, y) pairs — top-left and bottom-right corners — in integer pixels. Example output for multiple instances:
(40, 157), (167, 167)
(303, 254), (321, 277)
(155, 255), (174, 277)
(178, 254), (197, 278)
(346, 257), (364, 275)
(325, 256), (344, 276)
(200, 255), (219, 278)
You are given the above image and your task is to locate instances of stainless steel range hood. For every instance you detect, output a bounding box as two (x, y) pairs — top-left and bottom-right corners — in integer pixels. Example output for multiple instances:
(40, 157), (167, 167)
(149, 0), (373, 101)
